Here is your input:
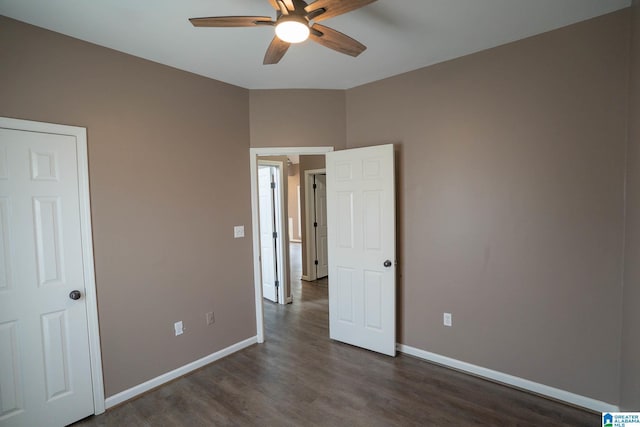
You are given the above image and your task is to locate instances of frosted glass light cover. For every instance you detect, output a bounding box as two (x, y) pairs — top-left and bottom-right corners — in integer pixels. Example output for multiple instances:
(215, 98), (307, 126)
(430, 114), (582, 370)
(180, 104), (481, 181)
(275, 20), (310, 43)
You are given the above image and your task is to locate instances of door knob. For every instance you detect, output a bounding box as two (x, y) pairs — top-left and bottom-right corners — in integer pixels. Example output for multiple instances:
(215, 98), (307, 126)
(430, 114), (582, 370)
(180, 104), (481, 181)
(69, 290), (82, 300)
(383, 260), (392, 268)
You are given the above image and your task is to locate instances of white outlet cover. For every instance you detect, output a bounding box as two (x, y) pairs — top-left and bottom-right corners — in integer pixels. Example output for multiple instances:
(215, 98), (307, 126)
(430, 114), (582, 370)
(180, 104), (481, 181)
(234, 225), (245, 238)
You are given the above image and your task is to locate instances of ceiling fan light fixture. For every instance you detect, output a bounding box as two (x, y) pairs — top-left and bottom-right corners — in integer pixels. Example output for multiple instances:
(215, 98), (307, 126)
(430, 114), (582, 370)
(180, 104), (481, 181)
(275, 16), (310, 43)
(190, 0), (375, 64)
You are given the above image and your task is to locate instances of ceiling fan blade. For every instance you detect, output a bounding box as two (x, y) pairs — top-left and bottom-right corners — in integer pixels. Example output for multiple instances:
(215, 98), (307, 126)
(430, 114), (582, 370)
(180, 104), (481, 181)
(281, 0), (296, 11)
(305, 0), (377, 22)
(264, 36), (291, 64)
(276, 0), (290, 15)
(189, 16), (274, 27)
(310, 24), (366, 57)
(267, 0), (280, 11)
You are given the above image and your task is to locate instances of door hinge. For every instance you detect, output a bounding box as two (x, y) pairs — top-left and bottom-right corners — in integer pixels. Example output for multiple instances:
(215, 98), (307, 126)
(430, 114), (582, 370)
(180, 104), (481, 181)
(314, 260), (319, 265)
(270, 182), (276, 189)
(275, 280), (279, 288)
(314, 222), (318, 228)
(272, 231), (278, 239)
(313, 183), (317, 189)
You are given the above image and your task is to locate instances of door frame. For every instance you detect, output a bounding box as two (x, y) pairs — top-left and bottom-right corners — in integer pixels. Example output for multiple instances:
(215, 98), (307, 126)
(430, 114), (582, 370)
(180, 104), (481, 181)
(250, 146), (333, 343)
(0, 117), (105, 414)
(257, 159), (287, 305)
(303, 168), (326, 282)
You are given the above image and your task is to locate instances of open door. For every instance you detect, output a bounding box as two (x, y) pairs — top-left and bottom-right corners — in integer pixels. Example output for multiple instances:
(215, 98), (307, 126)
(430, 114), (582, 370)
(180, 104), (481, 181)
(258, 163), (284, 303)
(326, 144), (396, 356)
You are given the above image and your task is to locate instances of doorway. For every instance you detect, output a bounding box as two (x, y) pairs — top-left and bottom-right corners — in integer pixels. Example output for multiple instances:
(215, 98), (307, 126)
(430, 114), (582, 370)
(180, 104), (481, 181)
(250, 147), (333, 343)
(250, 144), (397, 357)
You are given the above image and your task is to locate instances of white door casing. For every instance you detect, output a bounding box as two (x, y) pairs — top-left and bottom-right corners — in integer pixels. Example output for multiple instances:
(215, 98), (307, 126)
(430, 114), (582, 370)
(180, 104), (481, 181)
(326, 144), (396, 356)
(258, 165), (278, 303)
(314, 174), (328, 279)
(296, 185), (301, 242)
(0, 118), (104, 427)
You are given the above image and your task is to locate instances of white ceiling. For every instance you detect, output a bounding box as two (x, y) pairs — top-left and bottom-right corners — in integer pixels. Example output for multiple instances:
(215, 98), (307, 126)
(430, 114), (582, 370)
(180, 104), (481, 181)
(0, 0), (631, 90)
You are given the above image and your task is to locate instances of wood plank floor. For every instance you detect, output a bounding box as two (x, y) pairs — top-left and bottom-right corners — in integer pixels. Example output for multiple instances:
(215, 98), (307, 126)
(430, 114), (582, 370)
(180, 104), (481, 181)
(75, 243), (598, 426)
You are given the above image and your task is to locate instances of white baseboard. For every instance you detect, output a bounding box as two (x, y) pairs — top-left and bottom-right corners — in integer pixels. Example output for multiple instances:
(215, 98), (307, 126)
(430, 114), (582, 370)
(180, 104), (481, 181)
(301, 275), (311, 281)
(105, 336), (257, 409)
(397, 344), (618, 414)
(289, 239), (301, 243)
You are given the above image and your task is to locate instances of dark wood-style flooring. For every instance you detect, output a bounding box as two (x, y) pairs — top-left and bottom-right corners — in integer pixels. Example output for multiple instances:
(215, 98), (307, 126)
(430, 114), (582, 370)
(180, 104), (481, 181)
(75, 243), (597, 426)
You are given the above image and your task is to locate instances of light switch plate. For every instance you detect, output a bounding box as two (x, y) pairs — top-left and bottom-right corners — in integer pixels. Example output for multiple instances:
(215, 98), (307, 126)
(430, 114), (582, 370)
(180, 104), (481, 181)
(234, 225), (245, 238)
(443, 313), (452, 327)
(174, 321), (184, 336)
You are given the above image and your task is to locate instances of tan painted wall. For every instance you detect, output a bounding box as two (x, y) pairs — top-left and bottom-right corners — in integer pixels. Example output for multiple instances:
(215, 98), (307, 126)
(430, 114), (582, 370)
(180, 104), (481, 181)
(248, 89), (340, 279)
(621, 0), (640, 411)
(2, 6), (637, 409)
(299, 155), (326, 278)
(249, 89), (346, 149)
(0, 17), (255, 397)
(346, 10), (629, 404)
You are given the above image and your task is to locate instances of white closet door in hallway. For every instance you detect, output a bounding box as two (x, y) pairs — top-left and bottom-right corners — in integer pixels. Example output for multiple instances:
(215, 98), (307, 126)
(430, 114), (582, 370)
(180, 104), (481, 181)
(314, 174), (328, 279)
(258, 162), (286, 304)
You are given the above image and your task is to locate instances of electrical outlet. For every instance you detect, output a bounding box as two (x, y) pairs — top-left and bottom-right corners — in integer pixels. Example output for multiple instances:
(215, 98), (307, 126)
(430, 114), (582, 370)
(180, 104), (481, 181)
(206, 311), (215, 325)
(443, 313), (452, 327)
(174, 321), (184, 336)
(234, 225), (244, 238)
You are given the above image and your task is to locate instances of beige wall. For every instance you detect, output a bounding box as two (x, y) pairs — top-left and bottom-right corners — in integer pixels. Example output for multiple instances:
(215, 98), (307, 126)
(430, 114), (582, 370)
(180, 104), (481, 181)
(346, 10), (629, 404)
(249, 89), (341, 279)
(287, 163), (301, 241)
(0, 17), (255, 397)
(249, 90), (346, 149)
(621, 0), (640, 410)
(3, 6), (638, 410)
(299, 155), (326, 278)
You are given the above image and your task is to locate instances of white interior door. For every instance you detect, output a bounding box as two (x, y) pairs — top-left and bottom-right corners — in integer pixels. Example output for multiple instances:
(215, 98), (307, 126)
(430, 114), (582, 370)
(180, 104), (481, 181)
(258, 166), (278, 303)
(326, 144), (396, 356)
(314, 174), (328, 279)
(0, 127), (95, 426)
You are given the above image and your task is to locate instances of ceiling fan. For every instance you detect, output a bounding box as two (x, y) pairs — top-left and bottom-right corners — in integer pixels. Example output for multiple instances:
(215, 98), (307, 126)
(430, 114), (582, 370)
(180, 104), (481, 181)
(189, 0), (377, 65)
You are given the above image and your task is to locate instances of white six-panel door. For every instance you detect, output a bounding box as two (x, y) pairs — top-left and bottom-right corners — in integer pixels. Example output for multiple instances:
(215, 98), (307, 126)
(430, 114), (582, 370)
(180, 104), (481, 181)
(258, 166), (278, 303)
(0, 125), (96, 426)
(326, 144), (396, 356)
